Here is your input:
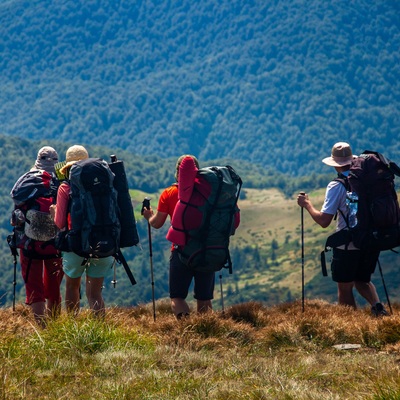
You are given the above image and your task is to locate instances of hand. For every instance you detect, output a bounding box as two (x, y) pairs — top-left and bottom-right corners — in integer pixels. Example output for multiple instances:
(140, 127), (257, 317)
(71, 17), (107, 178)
(49, 204), (56, 219)
(142, 207), (153, 221)
(297, 192), (309, 208)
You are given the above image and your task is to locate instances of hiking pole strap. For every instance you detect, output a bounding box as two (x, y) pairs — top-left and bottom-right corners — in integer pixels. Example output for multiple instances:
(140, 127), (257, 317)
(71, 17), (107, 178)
(320, 251), (328, 277)
(115, 251), (137, 286)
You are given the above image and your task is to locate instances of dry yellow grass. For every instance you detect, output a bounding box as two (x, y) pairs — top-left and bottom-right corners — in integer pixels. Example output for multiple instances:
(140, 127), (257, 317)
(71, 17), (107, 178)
(1, 300), (400, 399)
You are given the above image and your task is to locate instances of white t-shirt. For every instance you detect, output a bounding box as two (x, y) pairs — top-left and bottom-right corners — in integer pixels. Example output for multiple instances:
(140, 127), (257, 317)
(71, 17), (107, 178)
(321, 173), (358, 250)
(321, 179), (348, 231)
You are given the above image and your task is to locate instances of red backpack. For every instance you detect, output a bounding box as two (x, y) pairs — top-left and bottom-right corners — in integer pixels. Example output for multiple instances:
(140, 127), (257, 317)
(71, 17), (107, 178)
(167, 156), (242, 273)
(10, 169), (60, 259)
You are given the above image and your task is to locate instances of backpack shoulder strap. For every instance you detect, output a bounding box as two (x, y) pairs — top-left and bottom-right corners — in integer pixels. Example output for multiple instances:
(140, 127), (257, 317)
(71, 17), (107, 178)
(332, 174), (350, 226)
(333, 174), (350, 191)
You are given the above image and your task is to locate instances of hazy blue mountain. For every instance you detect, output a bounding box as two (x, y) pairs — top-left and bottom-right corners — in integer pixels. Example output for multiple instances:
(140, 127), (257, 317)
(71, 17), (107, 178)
(0, 0), (399, 177)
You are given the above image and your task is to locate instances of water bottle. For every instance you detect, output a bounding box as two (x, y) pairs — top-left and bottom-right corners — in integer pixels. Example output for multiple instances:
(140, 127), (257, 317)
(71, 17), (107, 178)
(346, 192), (358, 228)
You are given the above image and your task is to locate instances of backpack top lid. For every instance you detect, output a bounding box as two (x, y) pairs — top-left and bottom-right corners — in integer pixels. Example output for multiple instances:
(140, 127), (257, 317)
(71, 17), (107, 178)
(348, 150), (395, 184)
(10, 169), (56, 206)
(69, 158), (115, 194)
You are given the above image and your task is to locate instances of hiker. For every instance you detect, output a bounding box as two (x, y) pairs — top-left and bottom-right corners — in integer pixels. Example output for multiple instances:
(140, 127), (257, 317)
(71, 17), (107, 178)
(50, 145), (113, 317)
(10, 146), (64, 327)
(142, 155), (215, 319)
(297, 142), (388, 316)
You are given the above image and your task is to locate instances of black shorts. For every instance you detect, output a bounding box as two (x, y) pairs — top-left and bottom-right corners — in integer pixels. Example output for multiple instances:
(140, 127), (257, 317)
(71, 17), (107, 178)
(169, 251), (215, 300)
(331, 248), (379, 283)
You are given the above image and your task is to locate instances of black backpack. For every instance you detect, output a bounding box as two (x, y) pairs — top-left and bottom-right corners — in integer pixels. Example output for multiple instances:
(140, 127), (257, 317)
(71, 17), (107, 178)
(321, 150), (400, 275)
(66, 158), (121, 258)
(56, 157), (137, 285)
(167, 162), (242, 273)
(347, 150), (400, 251)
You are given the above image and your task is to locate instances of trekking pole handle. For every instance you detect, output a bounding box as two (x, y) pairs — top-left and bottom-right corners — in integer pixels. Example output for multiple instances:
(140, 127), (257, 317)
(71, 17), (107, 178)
(141, 197), (151, 214)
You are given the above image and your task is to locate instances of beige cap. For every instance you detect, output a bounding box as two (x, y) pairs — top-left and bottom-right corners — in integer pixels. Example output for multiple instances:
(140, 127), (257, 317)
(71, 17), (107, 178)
(60, 145), (89, 176)
(66, 145), (89, 162)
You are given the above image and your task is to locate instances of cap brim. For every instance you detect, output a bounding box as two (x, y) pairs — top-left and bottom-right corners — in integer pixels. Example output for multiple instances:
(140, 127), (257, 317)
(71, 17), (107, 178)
(322, 155), (357, 167)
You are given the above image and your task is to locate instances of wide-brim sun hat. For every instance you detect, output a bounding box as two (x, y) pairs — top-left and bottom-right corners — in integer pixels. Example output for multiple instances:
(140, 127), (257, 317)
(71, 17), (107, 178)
(60, 145), (89, 175)
(322, 142), (357, 167)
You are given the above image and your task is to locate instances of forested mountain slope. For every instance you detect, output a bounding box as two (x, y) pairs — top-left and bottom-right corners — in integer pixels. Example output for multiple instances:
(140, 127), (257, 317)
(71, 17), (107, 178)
(0, 0), (399, 176)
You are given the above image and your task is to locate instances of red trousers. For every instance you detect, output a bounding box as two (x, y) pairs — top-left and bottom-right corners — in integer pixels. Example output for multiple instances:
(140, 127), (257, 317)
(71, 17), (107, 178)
(19, 252), (64, 305)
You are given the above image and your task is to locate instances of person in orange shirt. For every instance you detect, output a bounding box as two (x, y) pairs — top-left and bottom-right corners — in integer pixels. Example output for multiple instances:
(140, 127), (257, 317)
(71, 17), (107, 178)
(142, 155), (215, 319)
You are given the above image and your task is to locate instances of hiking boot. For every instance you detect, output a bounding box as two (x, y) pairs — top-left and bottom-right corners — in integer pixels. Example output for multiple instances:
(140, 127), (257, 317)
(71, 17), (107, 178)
(371, 303), (389, 317)
(176, 312), (190, 320)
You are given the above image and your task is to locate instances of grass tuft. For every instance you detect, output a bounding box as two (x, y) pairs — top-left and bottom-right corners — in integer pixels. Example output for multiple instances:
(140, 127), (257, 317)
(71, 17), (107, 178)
(1, 300), (400, 399)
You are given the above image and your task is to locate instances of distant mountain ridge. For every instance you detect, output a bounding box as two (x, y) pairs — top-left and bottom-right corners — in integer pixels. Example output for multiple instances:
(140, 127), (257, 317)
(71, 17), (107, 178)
(0, 0), (399, 175)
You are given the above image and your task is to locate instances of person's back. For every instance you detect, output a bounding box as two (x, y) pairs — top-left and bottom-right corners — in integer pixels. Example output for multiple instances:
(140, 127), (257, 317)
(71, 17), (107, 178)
(142, 155), (216, 319)
(51, 145), (114, 317)
(297, 142), (388, 316)
(10, 146), (63, 327)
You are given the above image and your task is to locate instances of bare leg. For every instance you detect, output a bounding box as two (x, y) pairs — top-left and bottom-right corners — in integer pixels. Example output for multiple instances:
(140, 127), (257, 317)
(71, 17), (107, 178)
(337, 282), (356, 308)
(31, 301), (46, 328)
(86, 276), (105, 317)
(197, 299), (212, 313)
(46, 299), (61, 319)
(65, 276), (81, 315)
(354, 281), (380, 306)
(171, 298), (190, 318)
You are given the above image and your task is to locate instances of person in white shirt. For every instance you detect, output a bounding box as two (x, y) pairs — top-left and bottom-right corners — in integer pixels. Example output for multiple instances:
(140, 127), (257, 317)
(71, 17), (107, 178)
(297, 142), (387, 316)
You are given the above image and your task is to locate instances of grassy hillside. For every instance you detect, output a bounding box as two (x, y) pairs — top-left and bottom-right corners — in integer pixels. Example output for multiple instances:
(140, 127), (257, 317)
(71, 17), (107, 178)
(1, 135), (399, 310)
(2, 176), (399, 311)
(227, 187), (400, 308)
(1, 300), (400, 399)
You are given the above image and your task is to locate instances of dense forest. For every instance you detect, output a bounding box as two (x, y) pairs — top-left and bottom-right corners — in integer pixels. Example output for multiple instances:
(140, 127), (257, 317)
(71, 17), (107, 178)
(0, 0), (399, 177)
(0, 0), (399, 309)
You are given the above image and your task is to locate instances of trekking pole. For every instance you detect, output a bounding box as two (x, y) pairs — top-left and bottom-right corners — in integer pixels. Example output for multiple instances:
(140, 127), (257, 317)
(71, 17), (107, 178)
(7, 234), (18, 312)
(219, 271), (225, 314)
(300, 192), (305, 313)
(142, 197), (156, 322)
(111, 258), (117, 288)
(377, 258), (393, 315)
(12, 255), (17, 312)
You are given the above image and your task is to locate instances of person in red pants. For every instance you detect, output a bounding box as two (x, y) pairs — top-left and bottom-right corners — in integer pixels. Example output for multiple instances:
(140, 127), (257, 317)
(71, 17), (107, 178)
(11, 146), (64, 327)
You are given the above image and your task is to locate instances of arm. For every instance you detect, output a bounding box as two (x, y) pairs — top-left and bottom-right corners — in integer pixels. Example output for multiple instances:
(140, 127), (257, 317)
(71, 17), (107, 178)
(297, 193), (334, 228)
(50, 183), (70, 230)
(142, 185), (178, 229)
(142, 208), (168, 229)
